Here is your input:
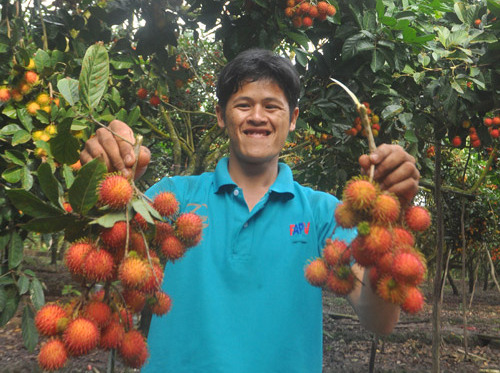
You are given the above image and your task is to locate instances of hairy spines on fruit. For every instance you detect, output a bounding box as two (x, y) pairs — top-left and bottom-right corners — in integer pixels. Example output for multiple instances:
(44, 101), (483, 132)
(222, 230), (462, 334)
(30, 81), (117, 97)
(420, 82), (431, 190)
(153, 191), (179, 217)
(83, 300), (112, 329)
(63, 317), (100, 356)
(175, 212), (203, 242)
(342, 177), (379, 211)
(326, 265), (355, 296)
(98, 174), (133, 210)
(334, 202), (360, 229)
(322, 239), (350, 267)
(82, 247), (115, 282)
(38, 338), (68, 371)
(371, 192), (401, 224)
(35, 303), (68, 336)
(401, 287), (424, 314)
(391, 252), (425, 286)
(101, 221), (128, 250)
(404, 206), (431, 232)
(150, 291), (172, 316)
(161, 235), (186, 261)
(139, 261), (165, 294)
(99, 320), (125, 350)
(375, 275), (408, 305)
(65, 241), (94, 276)
(118, 257), (149, 289)
(304, 258), (329, 287)
(119, 329), (149, 369)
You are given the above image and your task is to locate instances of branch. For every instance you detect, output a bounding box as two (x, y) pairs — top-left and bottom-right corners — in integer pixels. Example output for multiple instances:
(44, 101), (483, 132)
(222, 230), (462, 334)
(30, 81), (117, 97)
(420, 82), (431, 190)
(160, 106), (182, 175)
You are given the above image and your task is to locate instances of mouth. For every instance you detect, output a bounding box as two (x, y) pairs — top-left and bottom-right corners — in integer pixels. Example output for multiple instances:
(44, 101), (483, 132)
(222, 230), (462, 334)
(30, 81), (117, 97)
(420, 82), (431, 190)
(243, 129), (272, 137)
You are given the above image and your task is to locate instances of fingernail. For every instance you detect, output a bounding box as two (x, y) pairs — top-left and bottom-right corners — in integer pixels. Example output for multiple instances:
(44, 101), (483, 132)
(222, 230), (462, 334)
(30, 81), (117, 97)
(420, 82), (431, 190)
(124, 155), (133, 164)
(370, 153), (379, 162)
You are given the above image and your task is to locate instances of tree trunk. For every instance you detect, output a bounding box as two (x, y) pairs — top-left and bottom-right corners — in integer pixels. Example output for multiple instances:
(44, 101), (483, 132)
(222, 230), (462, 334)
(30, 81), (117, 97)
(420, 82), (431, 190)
(483, 264), (489, 291)
(447, 272), (459, 296)
(469, 254), (480, 308)
(432, 139), (444, 373)
(460, 198), (468, 358)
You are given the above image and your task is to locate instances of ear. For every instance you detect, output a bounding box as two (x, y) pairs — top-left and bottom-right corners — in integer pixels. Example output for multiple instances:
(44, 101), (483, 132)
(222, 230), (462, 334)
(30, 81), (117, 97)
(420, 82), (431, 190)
(216, 105), (225, 129)
(289, 107), (299, 131)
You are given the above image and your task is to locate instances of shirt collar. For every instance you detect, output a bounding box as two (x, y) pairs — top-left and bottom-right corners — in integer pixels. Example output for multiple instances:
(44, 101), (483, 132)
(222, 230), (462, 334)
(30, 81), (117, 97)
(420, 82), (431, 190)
(213, 157), (295, 199)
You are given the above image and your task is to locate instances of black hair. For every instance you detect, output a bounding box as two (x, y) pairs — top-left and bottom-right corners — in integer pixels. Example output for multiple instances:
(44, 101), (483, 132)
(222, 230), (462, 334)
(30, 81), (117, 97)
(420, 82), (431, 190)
(216, 48), (300, 118)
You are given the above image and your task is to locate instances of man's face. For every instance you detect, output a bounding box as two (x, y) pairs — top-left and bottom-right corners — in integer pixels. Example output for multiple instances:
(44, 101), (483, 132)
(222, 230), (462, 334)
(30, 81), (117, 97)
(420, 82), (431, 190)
(216, 79), (299, 166)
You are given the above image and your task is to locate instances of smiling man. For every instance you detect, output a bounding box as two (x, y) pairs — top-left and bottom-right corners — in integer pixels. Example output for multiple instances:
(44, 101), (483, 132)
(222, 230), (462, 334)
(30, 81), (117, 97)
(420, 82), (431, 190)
(81, 48), (419, 373)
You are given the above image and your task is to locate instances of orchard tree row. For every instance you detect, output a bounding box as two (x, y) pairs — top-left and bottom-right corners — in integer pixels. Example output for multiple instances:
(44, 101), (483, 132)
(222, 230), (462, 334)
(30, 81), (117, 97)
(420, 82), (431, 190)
(0, 0), (499, 372)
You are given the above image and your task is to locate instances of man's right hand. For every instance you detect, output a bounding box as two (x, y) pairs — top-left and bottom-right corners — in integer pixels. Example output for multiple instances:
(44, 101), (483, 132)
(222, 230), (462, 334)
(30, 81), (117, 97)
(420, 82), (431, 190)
(80, 120), (151, 180)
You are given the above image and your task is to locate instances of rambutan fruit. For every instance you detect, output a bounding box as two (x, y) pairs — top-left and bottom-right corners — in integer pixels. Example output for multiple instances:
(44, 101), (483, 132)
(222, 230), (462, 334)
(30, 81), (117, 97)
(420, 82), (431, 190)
(119, 330), (149, 369)
(83, 247), (115, 282)
(304, 258), (329, 287)
(184, 232), (202, 248)
(118, 257), (149, 289)
(133, 213), (149, 231)
(391, 252), (425, 286)
(152, 191), (179, 217)
(98, 174), (133, 210)
(38, 338), (67, 371)
(0, 86), (10, 102)
(350, 236), (379, 268)
(404, 206), (431, 232)
(322, 239), (350, 267)
(161, 235), (186, 261)
(63, 317), (100, 356)
(101, 221), (128, 250)
(175, 212), (203, 242)
(25, 71), (39, 85)
(391, 226), (415, 248)
(150, 291), (172, 316)
(362, 225), (393, 257)
(334, 202), (360, 229)
(371, 192), (400, 224)
(317, 1), (329, 14)
(375, 251), (395, 275)
(123, 289), (147, 313)
(401, 287), (425, 314)
(113, 308), (134, 329)
(35, 303), (68, 336)
(129, 230), (147, 257)
(139, 262), (164, 294)
(368, 266), (380, 290)
(342, 177), (378, 211)
(153, 221), (175, 244)
(375, 275), (408, 305)
(99, 320), (125, 350)
(64, 241), (93, 276)
(326, 265), (355, 296)
(83, 300), (112, 328)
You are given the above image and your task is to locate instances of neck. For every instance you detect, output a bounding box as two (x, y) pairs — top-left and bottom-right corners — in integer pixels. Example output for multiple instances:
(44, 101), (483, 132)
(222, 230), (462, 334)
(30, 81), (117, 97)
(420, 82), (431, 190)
(227, 156), (279, 211)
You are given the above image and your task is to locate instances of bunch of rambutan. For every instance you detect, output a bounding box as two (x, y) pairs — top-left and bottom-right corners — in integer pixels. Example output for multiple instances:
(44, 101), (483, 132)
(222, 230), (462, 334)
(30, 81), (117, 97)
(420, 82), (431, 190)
(35, 174), (204, 371)
(304, 176), (431, 315)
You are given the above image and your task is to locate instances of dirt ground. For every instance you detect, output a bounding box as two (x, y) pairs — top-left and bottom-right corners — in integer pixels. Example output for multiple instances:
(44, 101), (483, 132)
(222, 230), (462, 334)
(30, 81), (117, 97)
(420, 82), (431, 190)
(1, 258), (500, 373)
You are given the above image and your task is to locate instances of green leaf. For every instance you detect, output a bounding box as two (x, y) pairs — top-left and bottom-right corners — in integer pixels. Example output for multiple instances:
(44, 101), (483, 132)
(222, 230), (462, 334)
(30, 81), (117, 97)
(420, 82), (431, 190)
(0, 124), (22, 135)
(371, 49), (385, 72)
(11, 130), (31, 146)
(131, 198), (156, 225)
(342, 34), (374, 60)
(0, 287), (5, 312)
(128, 106), (141, 126)
(29, 278), (45, 310)
(37, 163), (62, 206)
(380, 16), (397, 26)
(68, 158), (107, 215)
(8, 232), (23, 269)
(21, 166), (34, 191)
(22, 305), (38, 353)
(451, 79), (464, 94)
(381, 104), (404, 119)
(110, 55), (135, 70)
(2, 105), (17, 119)
(402, 27), (417, 42)
(23, 216), (76, 233)
(17, 275), (30, 295)
(0, 287), (20, 327)
(57, 78), (80, 106)
(91, 211), (127, 228)
(404, 129), (418, 143)
(34, 49), (51, 72)
(50, 131), (80, 165)
(6, 189), (62, 218)
(62, 164), (76, 189)
(79, 44), (110, 112)
(2, 167), (22, 183)
(17, 108), (33, 132)
(3, 150), (26, 166)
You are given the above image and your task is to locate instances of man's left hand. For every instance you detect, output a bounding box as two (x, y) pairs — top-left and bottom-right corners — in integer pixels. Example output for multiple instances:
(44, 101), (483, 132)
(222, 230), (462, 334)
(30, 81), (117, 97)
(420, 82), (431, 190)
(359, 144), (420, 205)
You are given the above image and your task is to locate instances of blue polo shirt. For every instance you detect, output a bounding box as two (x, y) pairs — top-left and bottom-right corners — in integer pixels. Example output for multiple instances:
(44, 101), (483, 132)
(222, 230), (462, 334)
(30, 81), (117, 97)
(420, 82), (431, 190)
(142, 157), (356, 373)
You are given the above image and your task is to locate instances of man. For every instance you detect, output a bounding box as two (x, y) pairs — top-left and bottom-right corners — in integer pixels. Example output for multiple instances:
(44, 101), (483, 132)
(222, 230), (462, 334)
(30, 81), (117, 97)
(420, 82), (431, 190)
(81, 48), (419, 372)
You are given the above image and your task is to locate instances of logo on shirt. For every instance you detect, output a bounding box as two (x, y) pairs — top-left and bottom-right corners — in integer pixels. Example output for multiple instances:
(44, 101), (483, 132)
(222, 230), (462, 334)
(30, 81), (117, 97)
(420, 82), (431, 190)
(290, 222), (310, 236)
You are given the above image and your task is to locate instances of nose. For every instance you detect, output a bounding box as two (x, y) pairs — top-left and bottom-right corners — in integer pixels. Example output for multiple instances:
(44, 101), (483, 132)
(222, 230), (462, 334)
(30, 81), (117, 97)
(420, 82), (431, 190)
(247, 105), (267, 125)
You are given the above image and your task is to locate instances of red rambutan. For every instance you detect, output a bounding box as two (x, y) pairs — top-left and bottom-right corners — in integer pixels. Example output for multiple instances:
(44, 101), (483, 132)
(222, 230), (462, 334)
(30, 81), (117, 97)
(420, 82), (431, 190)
(101, 221), (128, 250)
(99, 320), (125, 350)
(371, 192), (400, 224)
(153, 191), (179, 217)
(326, 265), (355, 296)
(63, 317), (100, 356)
(334, 202), (360, 229)
(118, 257), (149, 289)
(375, 275), (408, 305)
(391, 252), (425, 286)
(404, 206), (431, 232)
(175, 212), (203, 242)
(35, 303), (68, 336)
(119, 330), (149, 369)
(83, 247), (115, 282)
(64, 241), (93, 276)
(322, 238), (350, 267)
(83, 300), (112, 328)
(150, 291), (172, 316)
(391, 226), (415, 248)
(139, 262), (164, 294)
(342, 177), (379, 211)
(401, 286), (425, 314)
(304, 258), (329, 287)
(98, 174), (133, 210)
(123, 289), (147, 313)
(161, 235), (186, 262)
(38, 338), (67, 371)
(362, 225), (393, 257)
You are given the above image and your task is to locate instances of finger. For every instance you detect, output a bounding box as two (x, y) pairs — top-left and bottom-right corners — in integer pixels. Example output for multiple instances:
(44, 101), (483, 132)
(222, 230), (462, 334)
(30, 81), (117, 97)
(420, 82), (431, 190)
(372, 149), (415, 183)
(108, 120), (136, 168)
(134, 146), (151, 180)
(81, 136), (112, 169)
(95, 127), (134, 177)
(384, 176), (419, 206)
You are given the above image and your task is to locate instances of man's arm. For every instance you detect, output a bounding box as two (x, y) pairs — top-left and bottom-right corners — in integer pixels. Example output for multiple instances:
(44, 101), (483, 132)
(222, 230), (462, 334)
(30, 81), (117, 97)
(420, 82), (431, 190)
(80, 120), (151, 180)
(348, 143), (420, 334)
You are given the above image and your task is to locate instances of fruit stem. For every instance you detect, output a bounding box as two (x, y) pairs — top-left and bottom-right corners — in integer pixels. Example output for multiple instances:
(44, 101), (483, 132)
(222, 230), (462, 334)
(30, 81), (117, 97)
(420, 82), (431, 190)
(131, 134), (143, 182)
(328, 78), (377, 180)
